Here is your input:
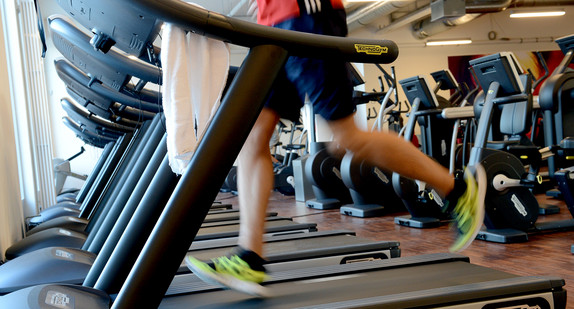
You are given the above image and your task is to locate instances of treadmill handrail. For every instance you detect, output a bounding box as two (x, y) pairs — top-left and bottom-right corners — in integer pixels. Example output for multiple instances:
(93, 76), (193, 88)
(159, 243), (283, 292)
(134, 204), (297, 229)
(49, 16), (162, 85)
(55, 59), (161, 113)
(120, 0), (398, 64)
(61, 98), (135, 133)
(62, 116), (118, 146)
(538, 71), (574, 113)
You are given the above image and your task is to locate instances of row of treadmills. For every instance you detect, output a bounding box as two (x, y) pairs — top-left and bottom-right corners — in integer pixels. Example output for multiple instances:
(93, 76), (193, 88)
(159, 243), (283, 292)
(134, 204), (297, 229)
(0, 0), (567, 308)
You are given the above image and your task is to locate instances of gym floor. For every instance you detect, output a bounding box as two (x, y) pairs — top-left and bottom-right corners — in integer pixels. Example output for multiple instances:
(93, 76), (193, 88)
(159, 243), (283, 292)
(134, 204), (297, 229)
(216, 190), (574, 307)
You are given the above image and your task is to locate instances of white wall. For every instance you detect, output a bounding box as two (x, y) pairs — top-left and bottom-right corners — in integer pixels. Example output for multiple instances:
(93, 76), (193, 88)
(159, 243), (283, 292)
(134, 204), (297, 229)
(348, 5), (574, 133)
(2, 3), (574, 189)
(353, 6), (574, 99)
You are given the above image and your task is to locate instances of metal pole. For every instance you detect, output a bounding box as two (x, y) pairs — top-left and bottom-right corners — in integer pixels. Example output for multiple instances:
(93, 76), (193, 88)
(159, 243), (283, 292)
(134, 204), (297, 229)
(468, 81), (501, 165)
(85, 135), (172, 289)
(112, 45), (289, 308)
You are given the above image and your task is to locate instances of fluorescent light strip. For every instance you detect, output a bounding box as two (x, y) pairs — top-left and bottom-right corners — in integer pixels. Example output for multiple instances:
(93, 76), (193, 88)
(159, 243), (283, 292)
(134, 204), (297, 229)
(510, 11), (565, 18)
(426, 39), (472, 46)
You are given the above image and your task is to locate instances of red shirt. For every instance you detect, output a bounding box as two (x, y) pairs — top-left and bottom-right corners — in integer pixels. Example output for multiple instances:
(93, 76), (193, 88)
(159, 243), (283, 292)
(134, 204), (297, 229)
(257, 0), (345, 26)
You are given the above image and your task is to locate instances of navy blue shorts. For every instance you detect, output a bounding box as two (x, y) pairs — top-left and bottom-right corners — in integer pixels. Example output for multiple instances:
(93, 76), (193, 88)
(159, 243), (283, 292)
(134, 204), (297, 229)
(264, 9), (355, 122)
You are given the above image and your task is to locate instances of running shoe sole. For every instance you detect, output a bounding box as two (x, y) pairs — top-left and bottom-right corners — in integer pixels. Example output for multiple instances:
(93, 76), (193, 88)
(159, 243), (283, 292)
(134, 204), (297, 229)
(185, 255), (270, 297)
(450, 163), (486, 252)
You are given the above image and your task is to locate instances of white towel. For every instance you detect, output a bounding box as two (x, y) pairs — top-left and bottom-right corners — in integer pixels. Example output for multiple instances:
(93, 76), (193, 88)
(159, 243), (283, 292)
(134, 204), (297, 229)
(161, 23), (230, 174)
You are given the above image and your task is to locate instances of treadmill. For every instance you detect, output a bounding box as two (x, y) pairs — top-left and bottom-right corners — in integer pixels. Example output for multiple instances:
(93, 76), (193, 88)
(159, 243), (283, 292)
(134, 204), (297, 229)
(62, 117), (120, 148)
(0, 1), (565, 309)
(0, 99), (398, 295)
(162, 253), (565, 308)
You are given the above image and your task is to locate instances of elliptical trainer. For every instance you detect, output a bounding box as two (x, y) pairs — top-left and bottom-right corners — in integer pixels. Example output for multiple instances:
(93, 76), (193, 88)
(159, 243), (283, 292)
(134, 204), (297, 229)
(537, 34), (574, 252)
(539, 34), (574, 179)
(305, 64), (367, 210)
(392, 74), (457, 228)
(339, 65), (406, 218)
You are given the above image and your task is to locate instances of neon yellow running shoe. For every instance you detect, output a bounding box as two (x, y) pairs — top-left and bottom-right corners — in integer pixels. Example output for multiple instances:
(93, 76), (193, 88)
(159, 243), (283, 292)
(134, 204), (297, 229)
(450, 163), (486, 252)
(185, 254), (269, 297)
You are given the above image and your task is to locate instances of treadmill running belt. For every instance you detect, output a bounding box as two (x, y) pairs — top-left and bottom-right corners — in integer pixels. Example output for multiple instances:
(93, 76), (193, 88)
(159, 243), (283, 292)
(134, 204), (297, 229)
(160, 253), (565, 308)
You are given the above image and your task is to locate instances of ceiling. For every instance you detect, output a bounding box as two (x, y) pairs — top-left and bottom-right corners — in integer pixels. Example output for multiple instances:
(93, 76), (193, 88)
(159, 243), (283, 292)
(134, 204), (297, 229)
(191, 0), (574, 40)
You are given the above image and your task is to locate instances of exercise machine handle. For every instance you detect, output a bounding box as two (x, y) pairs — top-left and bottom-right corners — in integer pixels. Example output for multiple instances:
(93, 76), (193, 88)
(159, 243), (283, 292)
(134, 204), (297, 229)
(120, 0), (398, 64)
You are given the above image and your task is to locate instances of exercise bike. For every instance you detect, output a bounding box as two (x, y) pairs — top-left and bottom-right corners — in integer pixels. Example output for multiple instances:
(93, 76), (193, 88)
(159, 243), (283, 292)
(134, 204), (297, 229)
(222, 119), (306, 196)
(273, 120), (307, 196)
(468, 52), (574, 243)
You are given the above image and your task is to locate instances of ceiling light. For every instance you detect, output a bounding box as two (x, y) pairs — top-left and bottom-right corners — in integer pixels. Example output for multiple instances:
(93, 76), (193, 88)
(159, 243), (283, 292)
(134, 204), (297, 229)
(426, 39), (472, 46)
(510, 10), (565, 18)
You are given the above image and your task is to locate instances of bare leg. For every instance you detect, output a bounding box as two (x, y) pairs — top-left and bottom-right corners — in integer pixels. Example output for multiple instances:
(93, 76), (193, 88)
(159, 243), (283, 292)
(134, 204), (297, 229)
(328, 114), (454, 196)
(237, 108), (280, 257)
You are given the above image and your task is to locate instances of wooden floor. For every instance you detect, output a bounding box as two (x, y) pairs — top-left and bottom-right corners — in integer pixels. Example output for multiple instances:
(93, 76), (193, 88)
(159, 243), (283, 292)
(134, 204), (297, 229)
(216, 190), (574, 308)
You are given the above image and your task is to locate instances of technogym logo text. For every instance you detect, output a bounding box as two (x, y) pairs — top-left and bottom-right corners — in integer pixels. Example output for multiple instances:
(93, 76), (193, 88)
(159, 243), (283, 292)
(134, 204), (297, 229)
(354, 44), (388, 55)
